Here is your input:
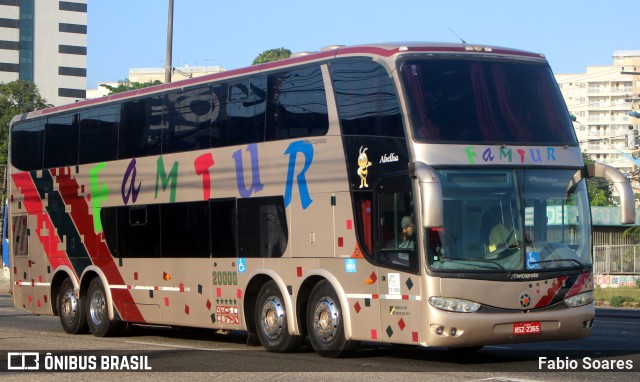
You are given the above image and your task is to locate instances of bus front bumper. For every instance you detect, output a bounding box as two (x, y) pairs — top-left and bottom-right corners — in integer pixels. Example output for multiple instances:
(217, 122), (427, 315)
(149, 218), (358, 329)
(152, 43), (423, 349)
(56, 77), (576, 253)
(423, 303), (594, 348)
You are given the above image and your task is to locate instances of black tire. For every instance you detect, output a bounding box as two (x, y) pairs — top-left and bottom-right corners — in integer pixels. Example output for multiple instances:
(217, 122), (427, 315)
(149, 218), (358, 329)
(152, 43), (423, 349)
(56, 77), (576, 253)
(255, 280), (302, 352)
(57, 278), (88, 334)
(306, 280), (358, 357)
(86, 277), (125, 337)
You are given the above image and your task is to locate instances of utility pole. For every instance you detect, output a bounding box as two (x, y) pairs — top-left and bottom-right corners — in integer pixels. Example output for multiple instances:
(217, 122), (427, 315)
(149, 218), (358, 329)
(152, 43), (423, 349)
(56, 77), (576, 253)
(164, 0), (174, 84)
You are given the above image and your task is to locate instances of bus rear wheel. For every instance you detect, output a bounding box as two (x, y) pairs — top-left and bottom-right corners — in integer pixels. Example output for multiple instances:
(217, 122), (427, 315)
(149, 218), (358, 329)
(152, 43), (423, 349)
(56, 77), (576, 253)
(86, 278), (125, 337)
(255, 280), (302, 352)
(57, 278), (88, 334)
(306, 280), (357, 357)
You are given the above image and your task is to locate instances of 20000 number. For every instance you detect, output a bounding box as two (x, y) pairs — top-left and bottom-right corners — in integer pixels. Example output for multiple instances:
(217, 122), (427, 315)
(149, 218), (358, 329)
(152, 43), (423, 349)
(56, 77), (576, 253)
(212, 271), (238, 285)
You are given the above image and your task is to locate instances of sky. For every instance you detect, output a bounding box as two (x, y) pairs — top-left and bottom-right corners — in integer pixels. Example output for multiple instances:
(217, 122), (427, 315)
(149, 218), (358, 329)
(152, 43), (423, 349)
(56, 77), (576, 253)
(87, 0), (636, 89)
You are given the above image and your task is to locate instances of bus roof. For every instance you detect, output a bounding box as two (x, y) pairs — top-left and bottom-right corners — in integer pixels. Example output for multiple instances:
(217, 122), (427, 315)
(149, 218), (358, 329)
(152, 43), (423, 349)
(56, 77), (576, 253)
(10, 42), (546, 125)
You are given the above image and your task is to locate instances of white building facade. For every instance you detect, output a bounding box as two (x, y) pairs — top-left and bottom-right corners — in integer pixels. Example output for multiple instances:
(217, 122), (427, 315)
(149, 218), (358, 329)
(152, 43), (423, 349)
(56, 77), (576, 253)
(556, 51), (640, 175)
(0, 0), (87, 106)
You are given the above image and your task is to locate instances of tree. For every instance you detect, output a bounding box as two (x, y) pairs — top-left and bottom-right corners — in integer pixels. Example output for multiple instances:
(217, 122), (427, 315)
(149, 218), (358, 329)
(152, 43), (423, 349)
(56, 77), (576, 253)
(100, 79), (163, 95)
(0, 80), (52, 165)
(252, 48), (292, 65)
(582, 152), (613, 206)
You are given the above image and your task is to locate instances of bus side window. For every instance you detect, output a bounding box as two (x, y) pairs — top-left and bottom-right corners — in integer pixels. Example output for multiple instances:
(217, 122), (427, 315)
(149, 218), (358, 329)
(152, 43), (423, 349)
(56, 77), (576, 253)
(209, 84), (227, 149)
(12, 215), (28, 257)
(237, 196), (287, 258)
(79, 105), (119, 164)
(224, 78), (266, 146)
(117, 205), (160, 258)
(161, 201), (210, 258)
(163, 86), (213, 154)
(330, 59), (404, 138)
(375, 175), (418, 273)
(119, 96), (164, 159)
(11, 119), (45, 171)
(266, 65), (329, 140)
(44, 113), (79, 168)
(210, 199), (236, 258)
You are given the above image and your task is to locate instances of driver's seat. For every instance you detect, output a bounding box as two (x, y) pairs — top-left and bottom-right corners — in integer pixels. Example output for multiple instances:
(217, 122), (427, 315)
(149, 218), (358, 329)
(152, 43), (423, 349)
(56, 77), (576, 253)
(480, 210), (500, 256)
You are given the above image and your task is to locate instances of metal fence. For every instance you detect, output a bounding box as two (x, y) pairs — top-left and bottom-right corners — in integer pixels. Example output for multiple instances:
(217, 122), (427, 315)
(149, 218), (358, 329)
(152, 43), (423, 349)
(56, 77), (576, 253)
(593, 245), (640, 275)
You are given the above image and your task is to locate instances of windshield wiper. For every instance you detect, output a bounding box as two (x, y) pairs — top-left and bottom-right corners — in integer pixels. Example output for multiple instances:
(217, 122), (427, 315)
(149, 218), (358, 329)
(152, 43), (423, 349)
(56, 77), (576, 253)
(531, 258), (587, 270)
(440, 257), (512, 277)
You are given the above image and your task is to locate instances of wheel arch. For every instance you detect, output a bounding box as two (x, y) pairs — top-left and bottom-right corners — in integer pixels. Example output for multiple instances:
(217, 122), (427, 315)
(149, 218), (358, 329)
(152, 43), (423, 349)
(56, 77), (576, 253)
(243, 268), (298, 336)
(79, 266), (115, 321)
(50, 266), (77, 316)
(298, 269), (352, 340)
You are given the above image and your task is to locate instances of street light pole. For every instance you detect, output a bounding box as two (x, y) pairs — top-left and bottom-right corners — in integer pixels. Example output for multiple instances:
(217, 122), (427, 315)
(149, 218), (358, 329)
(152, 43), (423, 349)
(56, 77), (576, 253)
(164, 0), (174, 83)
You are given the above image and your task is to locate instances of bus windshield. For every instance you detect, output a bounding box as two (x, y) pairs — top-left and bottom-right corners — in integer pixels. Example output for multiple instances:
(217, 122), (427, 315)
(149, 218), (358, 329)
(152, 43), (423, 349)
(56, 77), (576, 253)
(428, 169), (592, 273)
(400, 59), (577, 146)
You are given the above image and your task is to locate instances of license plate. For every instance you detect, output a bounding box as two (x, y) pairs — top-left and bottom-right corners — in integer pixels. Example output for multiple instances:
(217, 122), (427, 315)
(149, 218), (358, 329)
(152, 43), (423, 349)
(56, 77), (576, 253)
(513, 321), (541, 335)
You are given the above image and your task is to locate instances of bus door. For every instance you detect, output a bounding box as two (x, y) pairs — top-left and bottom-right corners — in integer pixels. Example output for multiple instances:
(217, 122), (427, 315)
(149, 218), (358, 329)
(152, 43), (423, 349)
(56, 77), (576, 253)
(11, 214), (32, 310)
(375, 175), (423, 344)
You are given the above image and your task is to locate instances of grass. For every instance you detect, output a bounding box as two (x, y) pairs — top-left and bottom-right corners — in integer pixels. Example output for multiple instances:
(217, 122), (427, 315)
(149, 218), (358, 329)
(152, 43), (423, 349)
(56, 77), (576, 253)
(594, 287), (640, 307)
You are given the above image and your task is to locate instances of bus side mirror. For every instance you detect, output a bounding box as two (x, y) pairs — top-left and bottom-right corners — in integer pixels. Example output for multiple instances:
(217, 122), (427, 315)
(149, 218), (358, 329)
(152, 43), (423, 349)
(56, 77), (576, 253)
(586, 163), (636, 224)
(410, 162), (443, 228)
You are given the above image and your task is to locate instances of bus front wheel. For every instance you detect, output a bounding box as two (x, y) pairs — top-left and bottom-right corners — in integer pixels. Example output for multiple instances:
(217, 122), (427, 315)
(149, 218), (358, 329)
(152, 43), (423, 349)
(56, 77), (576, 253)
(306, 280), (357, 357)
(57, 278), (88, 334)
(255, 280), (302, 352)
(86, 278), (125, 337)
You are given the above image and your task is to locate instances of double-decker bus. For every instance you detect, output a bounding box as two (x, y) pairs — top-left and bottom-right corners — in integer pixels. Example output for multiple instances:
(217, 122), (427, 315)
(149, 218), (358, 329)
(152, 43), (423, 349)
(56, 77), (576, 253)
(8, 42), (635, 357)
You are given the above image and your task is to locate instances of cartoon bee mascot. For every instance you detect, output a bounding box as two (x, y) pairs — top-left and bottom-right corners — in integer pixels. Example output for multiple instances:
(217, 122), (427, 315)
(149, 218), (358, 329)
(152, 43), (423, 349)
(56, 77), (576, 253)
(357, 146), (372, 188)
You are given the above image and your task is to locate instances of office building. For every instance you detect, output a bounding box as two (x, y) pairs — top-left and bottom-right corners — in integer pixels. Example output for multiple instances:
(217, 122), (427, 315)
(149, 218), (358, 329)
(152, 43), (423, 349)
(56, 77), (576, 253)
(556, 51), (640, 175)
(0, 0), (87, 106)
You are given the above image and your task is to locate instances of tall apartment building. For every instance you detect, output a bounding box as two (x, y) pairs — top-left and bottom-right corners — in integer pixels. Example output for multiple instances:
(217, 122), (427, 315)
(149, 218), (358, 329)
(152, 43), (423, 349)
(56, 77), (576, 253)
(556, 51), (640, 175)
(0, 0), (87, 106)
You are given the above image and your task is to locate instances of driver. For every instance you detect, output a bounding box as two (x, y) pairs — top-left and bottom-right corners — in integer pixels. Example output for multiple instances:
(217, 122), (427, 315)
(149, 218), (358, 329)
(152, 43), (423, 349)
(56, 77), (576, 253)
(488, 208), (518, 253)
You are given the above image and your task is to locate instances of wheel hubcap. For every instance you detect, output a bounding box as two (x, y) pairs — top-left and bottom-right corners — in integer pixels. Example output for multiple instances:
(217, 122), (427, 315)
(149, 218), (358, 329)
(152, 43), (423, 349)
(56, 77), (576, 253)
(260, 296), (284, 339)
(312, 296), (339, 343)
(89, 289), (106, 326)
(60, 289), (78, 324)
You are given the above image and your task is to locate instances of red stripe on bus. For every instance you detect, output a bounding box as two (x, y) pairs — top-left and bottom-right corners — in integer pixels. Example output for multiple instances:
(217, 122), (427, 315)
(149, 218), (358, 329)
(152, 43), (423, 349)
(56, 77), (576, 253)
(11, 172), (75, 273)
(54, 170), (145, 323)
(534, 276), (568, 308)
(564, 273), (591, 298)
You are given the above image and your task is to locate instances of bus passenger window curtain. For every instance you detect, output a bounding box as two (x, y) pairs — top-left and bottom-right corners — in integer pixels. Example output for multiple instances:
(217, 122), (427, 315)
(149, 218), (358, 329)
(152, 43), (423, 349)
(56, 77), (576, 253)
(490, 65), (534, 141)
(402, 65), (439, 140)
(469, 63), (503, 142)
(360, 199), (372, 254)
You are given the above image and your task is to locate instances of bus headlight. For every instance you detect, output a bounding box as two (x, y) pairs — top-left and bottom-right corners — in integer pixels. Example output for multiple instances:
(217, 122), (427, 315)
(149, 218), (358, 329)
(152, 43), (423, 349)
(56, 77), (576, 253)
(564, 291), (594, 307)
(429, 296), (481, 313)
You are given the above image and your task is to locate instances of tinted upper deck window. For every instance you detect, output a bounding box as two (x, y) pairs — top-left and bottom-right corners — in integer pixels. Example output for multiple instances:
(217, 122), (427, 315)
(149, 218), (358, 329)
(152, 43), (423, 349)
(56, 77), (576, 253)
(119, 96), (164, 159)
(11, 119), (44, 171)
(44, 114), (79, 168)
(79, 105), (119, 164)
(266, 65), (328, 140)
(163, 86), (213, 154)
(400, 59), (577, 145)
(330, 59), (404, 137)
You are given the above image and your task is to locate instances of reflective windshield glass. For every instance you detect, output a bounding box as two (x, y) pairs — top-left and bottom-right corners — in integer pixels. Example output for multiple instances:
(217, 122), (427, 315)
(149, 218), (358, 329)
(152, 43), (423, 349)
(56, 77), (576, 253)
(428, 169), (591, 273)
(400, 59), (577, 145)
